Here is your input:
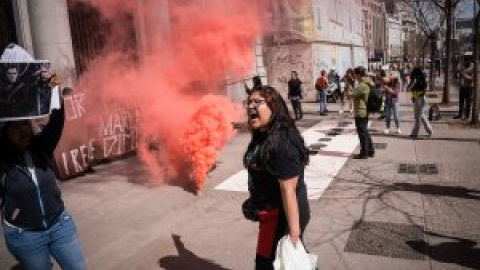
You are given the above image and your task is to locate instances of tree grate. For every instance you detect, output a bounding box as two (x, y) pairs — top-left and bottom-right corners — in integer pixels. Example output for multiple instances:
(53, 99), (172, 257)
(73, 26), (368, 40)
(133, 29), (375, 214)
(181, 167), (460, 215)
(418, 164), (438, 174)
(344, 221), (426, 260)
(373, 143), (387, 149)
(398, 164), (439, 175)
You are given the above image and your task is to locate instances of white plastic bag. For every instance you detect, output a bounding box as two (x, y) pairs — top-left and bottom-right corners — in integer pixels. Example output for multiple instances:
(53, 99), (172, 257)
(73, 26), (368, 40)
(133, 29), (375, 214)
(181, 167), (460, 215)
(273, 236), (317, 270)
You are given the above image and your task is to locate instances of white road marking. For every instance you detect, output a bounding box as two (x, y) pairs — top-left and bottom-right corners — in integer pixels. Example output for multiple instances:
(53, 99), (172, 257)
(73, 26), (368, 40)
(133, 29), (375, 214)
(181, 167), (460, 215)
(215, 120), (359, 200)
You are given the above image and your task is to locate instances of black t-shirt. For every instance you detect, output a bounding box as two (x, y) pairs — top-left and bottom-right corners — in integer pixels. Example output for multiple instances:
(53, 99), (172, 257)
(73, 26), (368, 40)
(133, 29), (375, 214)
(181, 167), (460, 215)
(244, 129), (310, 221)
(288, 79), (302, 97)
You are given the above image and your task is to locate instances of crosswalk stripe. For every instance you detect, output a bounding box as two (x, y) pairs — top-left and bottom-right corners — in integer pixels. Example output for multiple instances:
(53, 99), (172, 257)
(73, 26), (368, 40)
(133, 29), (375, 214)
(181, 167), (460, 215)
(215, 120), (360, 200)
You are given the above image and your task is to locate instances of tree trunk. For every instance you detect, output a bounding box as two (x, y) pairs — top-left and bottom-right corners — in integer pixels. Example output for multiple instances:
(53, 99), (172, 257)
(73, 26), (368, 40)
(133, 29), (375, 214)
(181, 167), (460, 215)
(442, 0), (453, 104)
(430, 37), (436, 91)
(471, 1), (479, 124)
(421, 38), (427, 67)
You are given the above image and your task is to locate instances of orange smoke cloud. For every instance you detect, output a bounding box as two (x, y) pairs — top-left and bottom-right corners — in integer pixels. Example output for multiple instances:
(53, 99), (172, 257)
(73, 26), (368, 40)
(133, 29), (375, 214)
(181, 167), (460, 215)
(182, 95), (238, 194)
(68, 0), (270, 192)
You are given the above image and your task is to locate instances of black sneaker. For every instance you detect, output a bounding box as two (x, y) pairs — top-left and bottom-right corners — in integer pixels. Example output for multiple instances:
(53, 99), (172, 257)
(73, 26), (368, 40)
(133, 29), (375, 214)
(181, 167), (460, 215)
(352, 154), (368, 159)
(368, 152), (375, 157)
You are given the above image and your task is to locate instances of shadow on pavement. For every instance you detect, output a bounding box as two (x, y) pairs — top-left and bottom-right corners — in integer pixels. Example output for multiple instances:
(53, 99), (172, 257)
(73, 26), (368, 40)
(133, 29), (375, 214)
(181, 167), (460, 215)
(393, 183), (480, 200)
(158, 234), (231, 270)
(407, 231), (480, 270)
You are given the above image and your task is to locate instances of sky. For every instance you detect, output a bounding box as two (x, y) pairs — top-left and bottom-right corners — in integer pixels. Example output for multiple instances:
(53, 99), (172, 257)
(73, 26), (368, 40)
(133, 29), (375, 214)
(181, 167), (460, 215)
(458, 0), (478, 19)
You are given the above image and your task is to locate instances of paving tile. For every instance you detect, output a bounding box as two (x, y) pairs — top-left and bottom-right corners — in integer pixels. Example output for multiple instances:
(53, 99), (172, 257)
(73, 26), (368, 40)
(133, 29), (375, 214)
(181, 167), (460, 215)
(344, 221), (425, 260)
(424, 196), (480, 237)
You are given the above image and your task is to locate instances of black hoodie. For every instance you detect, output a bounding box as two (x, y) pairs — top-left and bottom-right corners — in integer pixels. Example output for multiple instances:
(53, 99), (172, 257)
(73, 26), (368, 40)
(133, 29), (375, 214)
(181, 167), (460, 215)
(1, 106), (65, 230)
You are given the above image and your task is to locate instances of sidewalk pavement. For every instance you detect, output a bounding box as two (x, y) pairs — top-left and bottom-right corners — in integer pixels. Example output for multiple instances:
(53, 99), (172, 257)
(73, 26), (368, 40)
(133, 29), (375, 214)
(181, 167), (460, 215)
(1, 91), (480, 270)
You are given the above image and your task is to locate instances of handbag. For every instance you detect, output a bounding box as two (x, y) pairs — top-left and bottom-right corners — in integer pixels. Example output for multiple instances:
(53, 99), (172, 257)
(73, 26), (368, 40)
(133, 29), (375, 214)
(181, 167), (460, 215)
(273, 236), (318, 270)
(241, 197), (262, 222)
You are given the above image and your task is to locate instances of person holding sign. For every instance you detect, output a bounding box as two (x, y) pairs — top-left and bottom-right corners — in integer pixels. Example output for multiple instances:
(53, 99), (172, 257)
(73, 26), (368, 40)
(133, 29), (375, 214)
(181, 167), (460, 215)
(0, 90), (87, 269)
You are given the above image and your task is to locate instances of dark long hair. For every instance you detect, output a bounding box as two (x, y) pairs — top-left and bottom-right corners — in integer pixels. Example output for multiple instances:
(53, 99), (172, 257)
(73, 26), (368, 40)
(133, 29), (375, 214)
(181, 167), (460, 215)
(410, 67), (427, 90)
(246, 86), (309, 167)
(345, 68), (356, 86)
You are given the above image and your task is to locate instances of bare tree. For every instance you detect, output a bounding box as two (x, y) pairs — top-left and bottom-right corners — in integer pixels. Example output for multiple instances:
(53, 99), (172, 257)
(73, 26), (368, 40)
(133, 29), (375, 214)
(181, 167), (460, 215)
(429, 0), (463, 104)
(402, 0), (445, 90)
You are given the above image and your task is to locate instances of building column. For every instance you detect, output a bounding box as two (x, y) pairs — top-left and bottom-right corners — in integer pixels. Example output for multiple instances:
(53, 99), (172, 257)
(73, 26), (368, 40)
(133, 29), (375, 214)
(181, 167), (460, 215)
(12, 0), (34, 55)
(27, 0), (76, 86)
(135, 0), (172, 60)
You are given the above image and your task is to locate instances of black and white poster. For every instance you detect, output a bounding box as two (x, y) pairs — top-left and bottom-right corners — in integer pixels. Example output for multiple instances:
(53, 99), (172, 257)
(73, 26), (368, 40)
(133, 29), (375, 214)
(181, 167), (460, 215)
(0, 61), (56, 121)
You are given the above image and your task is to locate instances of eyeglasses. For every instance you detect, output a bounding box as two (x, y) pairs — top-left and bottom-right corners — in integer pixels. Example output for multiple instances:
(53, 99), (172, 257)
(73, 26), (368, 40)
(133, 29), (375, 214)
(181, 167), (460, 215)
(243, 98), (267, 108)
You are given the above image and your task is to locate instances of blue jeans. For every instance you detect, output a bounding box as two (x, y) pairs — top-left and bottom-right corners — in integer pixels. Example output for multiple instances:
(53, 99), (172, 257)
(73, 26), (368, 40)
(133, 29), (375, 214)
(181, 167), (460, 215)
(319, 90), (327, 113)
(411, 96), (432, 136)
(384, 101), (400, 129)
(4, 211), (86, 270)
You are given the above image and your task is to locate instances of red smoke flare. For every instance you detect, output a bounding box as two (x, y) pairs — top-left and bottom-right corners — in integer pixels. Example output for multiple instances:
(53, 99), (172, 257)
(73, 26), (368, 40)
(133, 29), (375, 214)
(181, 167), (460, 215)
(65, 0), (303, 192)
(182, 95), (238, 194)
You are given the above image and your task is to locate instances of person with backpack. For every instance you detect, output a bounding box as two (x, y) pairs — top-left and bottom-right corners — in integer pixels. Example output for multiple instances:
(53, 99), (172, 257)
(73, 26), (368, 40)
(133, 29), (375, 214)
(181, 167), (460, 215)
(408, 67), (433, 138)
(349, 67), (375, 159)
(0, 97), (87, 269)
(382, 72), (401, 134)
(287, 71), (304, 120)
(315, 70), (328, 116)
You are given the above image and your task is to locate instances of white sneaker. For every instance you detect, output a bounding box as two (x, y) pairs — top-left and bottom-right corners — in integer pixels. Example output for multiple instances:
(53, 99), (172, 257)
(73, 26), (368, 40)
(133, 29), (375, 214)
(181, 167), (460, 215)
(383, 129), (390, 134)
(397, 129), (402, 134)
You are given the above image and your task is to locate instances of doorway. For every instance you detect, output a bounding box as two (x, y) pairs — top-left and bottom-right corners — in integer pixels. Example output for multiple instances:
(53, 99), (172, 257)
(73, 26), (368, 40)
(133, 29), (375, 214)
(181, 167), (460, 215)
(0, 0), (18, 52)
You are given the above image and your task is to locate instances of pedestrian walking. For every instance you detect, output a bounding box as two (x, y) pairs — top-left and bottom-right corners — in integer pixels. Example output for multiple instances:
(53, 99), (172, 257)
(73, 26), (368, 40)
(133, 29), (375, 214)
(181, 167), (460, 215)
(350, 67), (375, 159)
(408, 67), (433, 138)
(315, 70), (328, 116)
(375, 69), (387, 120)
(454, 62), (474, 120)
(383, 72), (401, 134)
(343, 68), (355, 114)
(287, 71), (303, 120)
(0, 98), (87, 270)
(243, 86), (310, 270)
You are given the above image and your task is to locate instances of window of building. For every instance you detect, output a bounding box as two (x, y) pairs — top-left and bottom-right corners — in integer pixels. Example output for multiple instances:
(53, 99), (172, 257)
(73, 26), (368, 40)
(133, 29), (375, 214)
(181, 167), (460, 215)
(67, 2), (138, 75)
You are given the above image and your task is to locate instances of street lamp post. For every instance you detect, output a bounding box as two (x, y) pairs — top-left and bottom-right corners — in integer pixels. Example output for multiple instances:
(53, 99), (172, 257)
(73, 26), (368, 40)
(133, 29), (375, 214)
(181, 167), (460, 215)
(472, 0), (479, 124)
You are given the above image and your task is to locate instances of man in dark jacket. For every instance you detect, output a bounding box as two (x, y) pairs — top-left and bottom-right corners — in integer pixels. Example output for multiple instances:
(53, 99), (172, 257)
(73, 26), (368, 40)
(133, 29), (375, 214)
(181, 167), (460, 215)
(287, 71), (303, 120)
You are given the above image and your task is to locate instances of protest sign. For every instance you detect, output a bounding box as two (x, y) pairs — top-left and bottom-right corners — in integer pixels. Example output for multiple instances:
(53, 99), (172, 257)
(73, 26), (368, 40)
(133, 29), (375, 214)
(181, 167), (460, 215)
(0, 61), (56, 121)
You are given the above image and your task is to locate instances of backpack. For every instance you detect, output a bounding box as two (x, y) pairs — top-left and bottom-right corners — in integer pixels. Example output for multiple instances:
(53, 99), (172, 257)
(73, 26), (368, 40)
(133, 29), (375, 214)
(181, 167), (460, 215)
(315, 77), (327, 91)
(366, 85), (383, 113)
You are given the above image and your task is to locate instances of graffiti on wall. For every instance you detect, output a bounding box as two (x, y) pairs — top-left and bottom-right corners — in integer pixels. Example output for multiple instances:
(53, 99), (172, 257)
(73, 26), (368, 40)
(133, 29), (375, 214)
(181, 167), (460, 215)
(265, 44), (313, 96)
(57, 91), (139, 178)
